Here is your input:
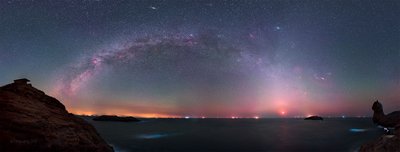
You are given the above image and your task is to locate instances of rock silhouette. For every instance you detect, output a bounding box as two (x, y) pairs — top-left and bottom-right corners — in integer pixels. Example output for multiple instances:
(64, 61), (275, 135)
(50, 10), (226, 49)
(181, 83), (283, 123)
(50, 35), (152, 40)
(0, 79), (113, 152)
(359, 100), (400, 152)
(360, 135), (400, 152)
(372, 101), (400, 130)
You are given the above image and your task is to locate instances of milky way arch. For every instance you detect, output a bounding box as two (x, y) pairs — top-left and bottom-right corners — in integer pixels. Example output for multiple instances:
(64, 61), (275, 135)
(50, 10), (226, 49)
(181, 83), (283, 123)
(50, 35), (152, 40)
(53, 32), (274, 100)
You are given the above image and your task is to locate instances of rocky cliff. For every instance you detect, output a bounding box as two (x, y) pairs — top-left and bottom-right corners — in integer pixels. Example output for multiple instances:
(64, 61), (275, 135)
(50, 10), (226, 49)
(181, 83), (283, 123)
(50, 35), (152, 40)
(0, 79), (113, 152)
(360, 135), (400, 152)
(360, 101), (400, 152)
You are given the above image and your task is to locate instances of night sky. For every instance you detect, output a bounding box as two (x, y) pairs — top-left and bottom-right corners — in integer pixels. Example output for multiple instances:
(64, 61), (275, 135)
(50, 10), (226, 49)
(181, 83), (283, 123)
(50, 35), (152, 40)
(1, 0), (399, 118)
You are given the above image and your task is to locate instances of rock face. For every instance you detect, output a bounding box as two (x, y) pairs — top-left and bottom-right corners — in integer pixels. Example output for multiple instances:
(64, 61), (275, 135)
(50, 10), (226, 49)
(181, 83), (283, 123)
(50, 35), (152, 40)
(304, 115), (323, 120)
(359, 101), (400, 152)
(0, 79), (114, 152)
(93, 115), (140, 122)
(360, 135), (400, 152)
(372, 101), (400, 128)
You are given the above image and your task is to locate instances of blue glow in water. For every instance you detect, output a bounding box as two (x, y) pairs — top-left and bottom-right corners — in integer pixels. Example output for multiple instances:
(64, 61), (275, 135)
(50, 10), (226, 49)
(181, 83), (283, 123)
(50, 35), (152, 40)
(349, 128), (367, 132)
(136, 133), (180, 139)
(138, 134), (168, 139)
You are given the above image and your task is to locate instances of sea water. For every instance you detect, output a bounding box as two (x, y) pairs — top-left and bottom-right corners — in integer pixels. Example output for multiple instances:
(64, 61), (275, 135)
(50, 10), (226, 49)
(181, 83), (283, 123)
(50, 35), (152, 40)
(84, 117), (382, 152)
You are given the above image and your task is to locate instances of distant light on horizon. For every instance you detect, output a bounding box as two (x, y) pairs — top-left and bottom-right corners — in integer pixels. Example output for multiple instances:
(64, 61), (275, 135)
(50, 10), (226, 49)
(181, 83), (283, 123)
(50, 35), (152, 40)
(68, 109), (366, 119)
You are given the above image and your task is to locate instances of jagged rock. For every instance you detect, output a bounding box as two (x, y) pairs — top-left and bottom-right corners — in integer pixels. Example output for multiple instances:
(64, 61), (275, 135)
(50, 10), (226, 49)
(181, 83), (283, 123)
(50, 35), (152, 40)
(0, 79), (114, 152)
(93, 115), (140, 122)
(372, 101), (400, 128)
(359, 101), (400, 152)
(304, 115), (323, 120)
(360, 135), (400, 152)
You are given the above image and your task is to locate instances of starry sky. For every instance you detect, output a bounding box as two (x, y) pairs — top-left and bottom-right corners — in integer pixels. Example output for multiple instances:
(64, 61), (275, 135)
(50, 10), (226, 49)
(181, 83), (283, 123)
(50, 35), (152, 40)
(1, 0), (399, 118)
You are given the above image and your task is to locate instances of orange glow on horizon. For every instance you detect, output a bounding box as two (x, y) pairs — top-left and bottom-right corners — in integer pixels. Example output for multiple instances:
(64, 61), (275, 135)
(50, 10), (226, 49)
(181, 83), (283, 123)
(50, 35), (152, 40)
(69, 109), (180, 118)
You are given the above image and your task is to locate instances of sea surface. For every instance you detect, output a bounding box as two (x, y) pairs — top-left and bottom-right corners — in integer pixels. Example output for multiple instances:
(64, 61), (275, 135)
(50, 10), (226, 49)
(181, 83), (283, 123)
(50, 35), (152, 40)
(83, 117), (383, 152)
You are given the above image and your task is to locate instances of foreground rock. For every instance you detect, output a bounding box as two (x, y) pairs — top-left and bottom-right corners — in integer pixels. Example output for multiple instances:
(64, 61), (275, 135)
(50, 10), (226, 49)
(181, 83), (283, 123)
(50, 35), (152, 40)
(359, 101), (400, 152)
(360, 135), (400, 152)
(93, 115), (140, 122)
(304, 115), (323, 120)
(372, 100), (400, 129)
(0, 79), (113, 152)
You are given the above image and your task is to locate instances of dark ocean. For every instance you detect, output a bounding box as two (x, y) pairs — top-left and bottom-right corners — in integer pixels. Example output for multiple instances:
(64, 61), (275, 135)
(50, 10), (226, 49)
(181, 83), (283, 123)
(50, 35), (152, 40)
(83, 117), (383, 152)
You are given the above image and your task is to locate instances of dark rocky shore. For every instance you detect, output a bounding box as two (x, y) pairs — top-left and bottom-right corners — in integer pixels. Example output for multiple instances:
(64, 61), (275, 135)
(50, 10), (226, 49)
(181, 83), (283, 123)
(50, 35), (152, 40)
(93, 115), (140, 122)
(360, 134), (400, 152)
(0, 79), (113, 152)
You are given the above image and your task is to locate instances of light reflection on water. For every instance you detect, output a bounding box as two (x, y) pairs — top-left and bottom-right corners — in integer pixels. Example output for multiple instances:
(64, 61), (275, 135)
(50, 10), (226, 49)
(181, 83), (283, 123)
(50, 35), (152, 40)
(136, 133), (180, 139)
(349, 128), (368, 132)
(87, 118), (383, 152)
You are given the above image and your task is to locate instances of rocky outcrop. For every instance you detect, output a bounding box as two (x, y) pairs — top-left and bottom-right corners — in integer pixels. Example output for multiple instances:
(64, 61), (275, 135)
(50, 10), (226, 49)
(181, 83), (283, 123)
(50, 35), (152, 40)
(93, 115), (140, 122)
(360, 135), (400, 152)
(359, 101), (400, 152)
(0, 79), (113, 152)
(372, 101), (400, 128)
(304, 115), (323, 120)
